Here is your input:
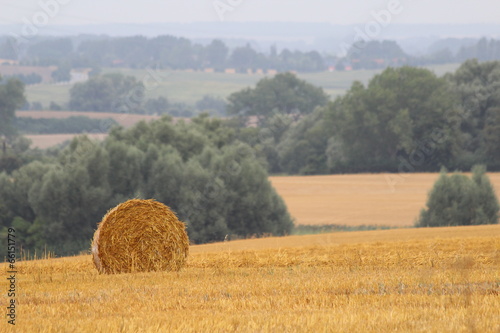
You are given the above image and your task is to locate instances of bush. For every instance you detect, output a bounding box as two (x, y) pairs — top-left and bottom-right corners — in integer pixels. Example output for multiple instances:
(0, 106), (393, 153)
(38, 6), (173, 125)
(417, 165), (499, 227)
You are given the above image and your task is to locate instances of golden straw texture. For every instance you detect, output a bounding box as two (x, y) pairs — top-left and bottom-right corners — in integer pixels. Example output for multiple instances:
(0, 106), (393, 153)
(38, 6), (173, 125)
(91, 199), (189, 274)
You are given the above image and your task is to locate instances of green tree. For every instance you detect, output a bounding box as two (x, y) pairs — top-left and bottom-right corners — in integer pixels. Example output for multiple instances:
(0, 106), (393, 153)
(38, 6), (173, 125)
(327, 66), (459, 172)
(483, 107), (500, 168)
(278, 109), (330, 174)
(218, 143), (293, 237)
(144, 96), (169, 114)
(0, 38), (18, 60)
(26, 38), (73, 66)
(28, 137), (112, 254)
(69, 73), (145, 113)
(195, 95), (227, 116)
(51, 62), (72, 82)
(230, 44), (259, 72)
(417, 166), (499, 227)
(227, 72), (328, 125)
(205, 39), (229, 70)
(446, 60), (500, 169)
(105, 139), (144, 199)
(0, 161), (55, 253)
(345, 40), (408, 70)
(0, 75), (25, 138)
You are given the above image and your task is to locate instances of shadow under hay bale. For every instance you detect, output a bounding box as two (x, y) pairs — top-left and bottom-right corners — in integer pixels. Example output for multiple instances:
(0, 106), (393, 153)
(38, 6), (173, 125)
(91, 199), (189, 274)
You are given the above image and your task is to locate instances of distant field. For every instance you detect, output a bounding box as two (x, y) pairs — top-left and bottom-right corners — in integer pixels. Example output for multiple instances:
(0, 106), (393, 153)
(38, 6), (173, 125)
(25, 84), (73, 107)
(25, 63), (462, 107)
(4, 225), (499, 332)
(270, 173), (500, 227)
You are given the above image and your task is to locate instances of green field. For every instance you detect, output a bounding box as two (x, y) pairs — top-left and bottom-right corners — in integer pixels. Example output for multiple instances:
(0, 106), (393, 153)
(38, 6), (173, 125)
(25, 63), (462, 108)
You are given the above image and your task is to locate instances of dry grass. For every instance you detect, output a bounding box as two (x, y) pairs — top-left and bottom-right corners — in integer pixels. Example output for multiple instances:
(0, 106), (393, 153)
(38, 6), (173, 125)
(2, 225), (499, 332)
(270, 173), (500, 227)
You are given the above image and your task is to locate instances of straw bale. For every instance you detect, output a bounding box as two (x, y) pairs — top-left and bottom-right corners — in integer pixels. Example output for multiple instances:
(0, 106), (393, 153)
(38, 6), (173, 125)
(91, 199), (189, 274)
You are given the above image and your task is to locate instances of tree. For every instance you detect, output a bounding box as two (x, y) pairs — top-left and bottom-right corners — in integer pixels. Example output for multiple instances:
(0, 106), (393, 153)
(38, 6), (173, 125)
(69, 73), (145, 113)
(0, 38), (19, 60)
(195, 95), (227, 116)
(327, 66), (459, 172)
(230, 44), (259, 72)
(205, 39), (229, 70)
(417, 166), (499, 227)
(227, 72), (329, 125)
(446, 59), (500, 169)
(483, 107), (500, 169)
(278, 109), (330, 174)
(51, 62), (72, 82)
(26, 38), (74, 66)
(456, 38), (500, 62)
(4, 73), (42, 85)
(0, 75), (25, 139)
(345, 40), (408, 70)
(144, 96), (169, 114)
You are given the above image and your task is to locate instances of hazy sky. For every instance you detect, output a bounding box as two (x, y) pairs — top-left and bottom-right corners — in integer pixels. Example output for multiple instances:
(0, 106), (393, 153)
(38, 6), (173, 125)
(1, 0), (500, 26)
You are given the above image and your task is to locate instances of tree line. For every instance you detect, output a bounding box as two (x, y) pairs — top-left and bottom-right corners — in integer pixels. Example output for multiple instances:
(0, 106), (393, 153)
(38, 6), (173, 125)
(0, 36), (326, 73)
(224, 59), (500, 174)
(15, 116), (118, 135)
(2, 35), (499, 73)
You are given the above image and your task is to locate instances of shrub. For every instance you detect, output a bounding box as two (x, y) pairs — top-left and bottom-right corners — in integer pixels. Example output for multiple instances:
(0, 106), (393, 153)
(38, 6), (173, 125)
(417, 165), (499, 227)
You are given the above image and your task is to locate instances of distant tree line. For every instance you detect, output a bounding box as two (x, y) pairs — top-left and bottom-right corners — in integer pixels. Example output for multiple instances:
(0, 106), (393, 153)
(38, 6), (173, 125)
(4, 35), (498, 74)
(339, 38), (500, 69)
(338, 40), (408, 70)
(2, 73), (42, 85)
(15, 116), (118, 134)
(0, 36), (326, 73)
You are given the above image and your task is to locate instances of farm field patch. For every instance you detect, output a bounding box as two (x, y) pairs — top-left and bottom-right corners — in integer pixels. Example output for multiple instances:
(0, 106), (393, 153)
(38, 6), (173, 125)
(270, 173), (500, 227)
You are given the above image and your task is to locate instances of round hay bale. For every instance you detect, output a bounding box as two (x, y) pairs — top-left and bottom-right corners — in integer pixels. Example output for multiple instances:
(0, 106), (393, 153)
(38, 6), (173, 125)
(91, 199), (189, 274)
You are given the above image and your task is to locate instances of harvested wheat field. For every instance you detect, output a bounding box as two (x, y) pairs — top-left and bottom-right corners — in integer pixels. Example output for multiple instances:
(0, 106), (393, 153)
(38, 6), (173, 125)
(270, 173), (500, 227)
(2, 225), (499, 332)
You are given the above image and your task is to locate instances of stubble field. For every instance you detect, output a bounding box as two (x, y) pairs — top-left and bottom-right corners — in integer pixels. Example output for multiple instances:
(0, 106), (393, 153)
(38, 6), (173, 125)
(270, 173), (500, 227)
(2, 225), (499, 332)
(1, 173), (499, 332)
